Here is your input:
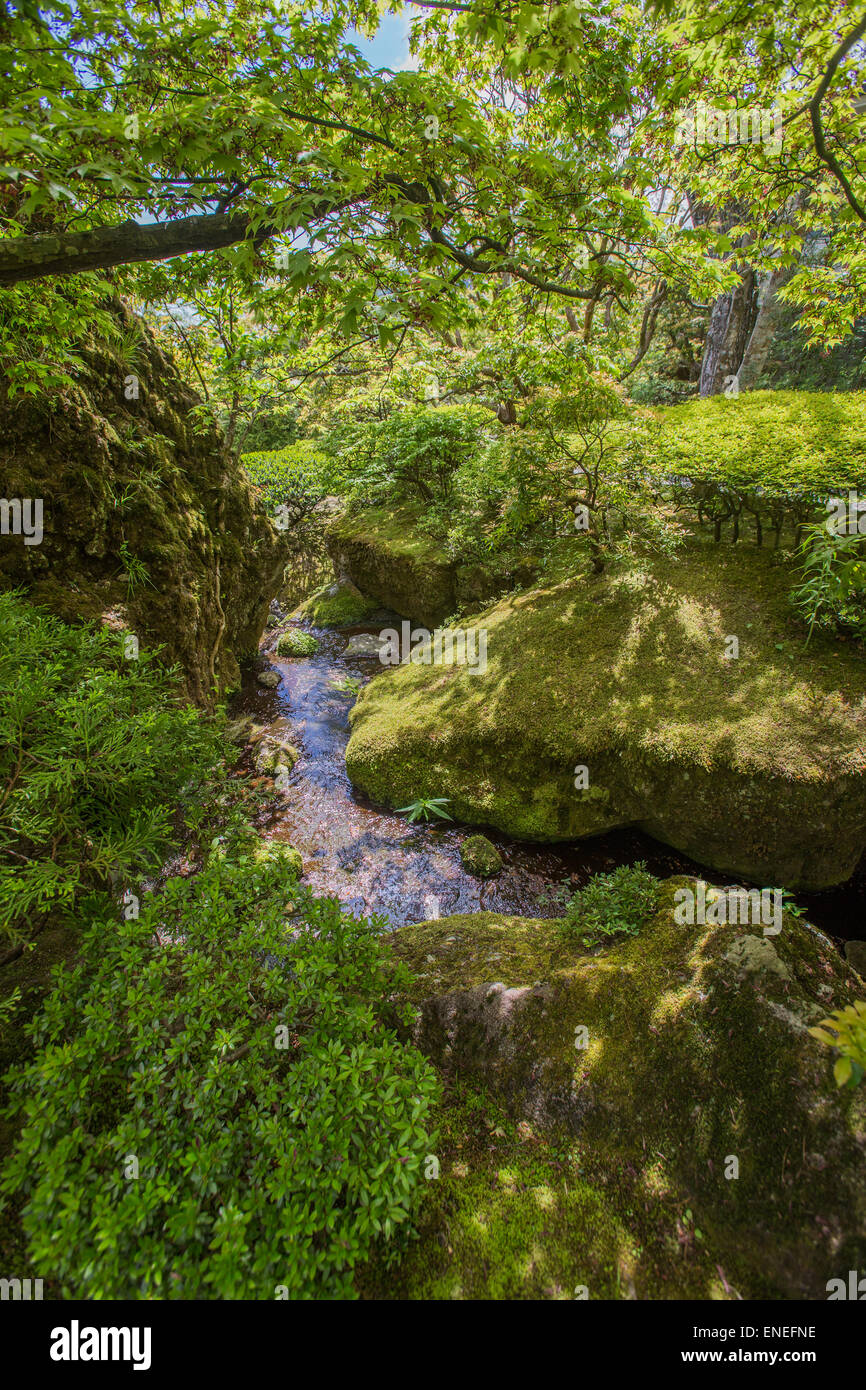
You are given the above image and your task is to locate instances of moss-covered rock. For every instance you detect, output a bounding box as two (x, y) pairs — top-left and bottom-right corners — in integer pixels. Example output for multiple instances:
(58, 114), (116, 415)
(276, 629), (319, 657)
(327, 505), (538, 627)
(253, 738), (300, 777)
(209, 829), (303, 878)
(386, 884), (866, 1298)
(460, 834), (503, 878)
(346, 541), (866, 888)
(0, 301), (285, 708)
(296, 578), (378, 627)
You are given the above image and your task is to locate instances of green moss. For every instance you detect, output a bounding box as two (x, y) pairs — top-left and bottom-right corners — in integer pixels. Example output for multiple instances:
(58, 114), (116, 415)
(356, 1079), (736, 1300)
(276, 629), (319, 658)
(297, 579), (378, 627)
(209, 831), (303, 879)
(328, 505), (457, 627)
(382, 886), (866, 1298)
(459, 834), (504, 878)
(346, 538), (866, 888)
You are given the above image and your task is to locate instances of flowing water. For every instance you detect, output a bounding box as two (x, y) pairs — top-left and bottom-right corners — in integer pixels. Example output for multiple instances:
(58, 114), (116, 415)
(234, 619), (865, 945)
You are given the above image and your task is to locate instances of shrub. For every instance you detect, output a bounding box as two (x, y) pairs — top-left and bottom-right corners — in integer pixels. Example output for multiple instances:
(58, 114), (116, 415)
(641, 391), (866, 546)
(559, 862), (660, 944)
(0, 591), (223, 955)
(789, 521), (866, 642)
(336, 405), (492, 509)
(0, 836), (440, 1298)
(241, 441), (339, 525)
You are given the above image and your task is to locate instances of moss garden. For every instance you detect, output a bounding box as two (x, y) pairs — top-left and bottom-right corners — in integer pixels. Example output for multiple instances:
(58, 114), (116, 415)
(1, 0), (865, 1348)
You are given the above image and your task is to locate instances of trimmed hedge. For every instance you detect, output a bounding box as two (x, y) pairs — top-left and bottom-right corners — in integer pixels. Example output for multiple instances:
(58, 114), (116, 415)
(641, 391), (866, 545)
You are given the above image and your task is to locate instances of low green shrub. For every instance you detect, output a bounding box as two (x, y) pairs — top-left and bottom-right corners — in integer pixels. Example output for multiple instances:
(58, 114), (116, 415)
(789, 521), (866, 642)
(241, 441), (340, 525)
(0, 591), (223, 954)
(642, 391), (866, 545)
(0, 836), (440, 1298)
(558, 862), (660, 944)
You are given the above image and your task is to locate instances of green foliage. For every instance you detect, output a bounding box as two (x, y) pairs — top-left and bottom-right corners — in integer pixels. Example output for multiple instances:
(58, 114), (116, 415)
(241, 442), (339, 527)
(558, 863), (660, 945)
(329, 676), (363, 697)
(0, 591), (223, 952)
(809, 1001), (866, 1089)
(789, 521), (866, 643)
(395, 797), (453, 824)
(275, 629), (320, 658)
(116, 540), (153, 599)
(642, 392), (866, 545)
(0, 837), (440, 1297)
(338, 406), (492, 509)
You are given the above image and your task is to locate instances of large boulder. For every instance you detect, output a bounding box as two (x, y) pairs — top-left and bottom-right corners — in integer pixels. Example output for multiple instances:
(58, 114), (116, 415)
(346, 542), (866, 888)
(388, 881), (866, 1299)
(0, 302), (285, 707)
(328, 504), (539, 628)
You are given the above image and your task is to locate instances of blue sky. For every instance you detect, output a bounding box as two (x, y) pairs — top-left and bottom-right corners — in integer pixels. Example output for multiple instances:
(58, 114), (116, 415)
(346, 7), (417, 71)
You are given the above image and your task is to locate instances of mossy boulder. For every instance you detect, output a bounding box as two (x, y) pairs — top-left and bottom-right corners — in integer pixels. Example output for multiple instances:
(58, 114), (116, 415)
(388, 882), (866, 1298)
(346, 542), (866, 888)
(327, 505), (537, 627)
(460, 834), (503, 878)
(0, 301), (285, 708)
(253, 738), (300, 777)
(296, 578), (378, 627)
(276, 629), (319, 658)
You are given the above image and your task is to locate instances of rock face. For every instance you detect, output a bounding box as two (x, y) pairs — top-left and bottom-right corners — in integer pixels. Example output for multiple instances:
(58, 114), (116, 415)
(390, 881), (866, 1299)
(328, 505), (538, 628)
(0, 302), (285, 707)
(346, 543), (866, 888)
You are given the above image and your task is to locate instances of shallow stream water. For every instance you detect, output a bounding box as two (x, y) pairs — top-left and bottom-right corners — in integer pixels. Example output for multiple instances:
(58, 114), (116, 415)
(234, 619), (865, 946)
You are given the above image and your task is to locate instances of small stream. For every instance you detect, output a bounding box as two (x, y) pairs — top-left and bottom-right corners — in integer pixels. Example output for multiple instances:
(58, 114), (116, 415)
(233, 618), (865, 945)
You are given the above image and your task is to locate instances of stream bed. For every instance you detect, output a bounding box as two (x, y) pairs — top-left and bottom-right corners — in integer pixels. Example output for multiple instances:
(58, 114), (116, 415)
(234, 619), (865, 946)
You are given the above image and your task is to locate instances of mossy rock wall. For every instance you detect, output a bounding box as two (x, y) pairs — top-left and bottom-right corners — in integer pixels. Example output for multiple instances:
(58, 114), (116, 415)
(0, 302), (286, 707)
(390, 888), (866, 1298)
(327, 505), (536, 627)
(346, 543), (866, 888)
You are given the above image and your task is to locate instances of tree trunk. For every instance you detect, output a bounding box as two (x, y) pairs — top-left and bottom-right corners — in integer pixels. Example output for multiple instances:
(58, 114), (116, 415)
(698, 269), (758, 396)
(736, 267), (793, 391)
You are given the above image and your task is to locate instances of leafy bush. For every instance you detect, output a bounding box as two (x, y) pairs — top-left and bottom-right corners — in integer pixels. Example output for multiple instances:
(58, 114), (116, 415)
(1, 836), (440, 1298)
(0, 591), (223, 954)
(241, 441), (340, 526)
(558, 862), (660, 944)
(789, 521), (866, 642)
(641, 391), (866, 546)
(336, 405), (492, 509)
(809, 1001), (866, 1089)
